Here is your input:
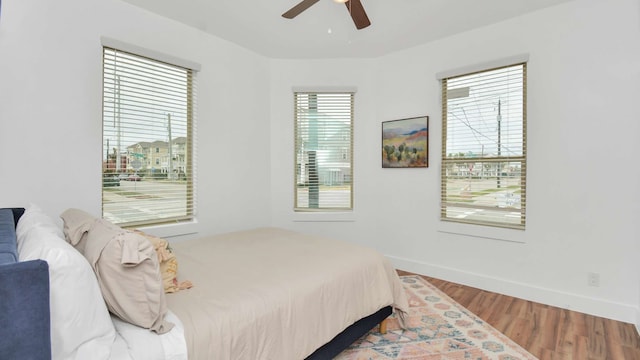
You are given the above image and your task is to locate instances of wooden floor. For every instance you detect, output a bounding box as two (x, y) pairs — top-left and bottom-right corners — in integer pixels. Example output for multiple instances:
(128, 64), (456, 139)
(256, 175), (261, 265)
(397, 270), (640, 360)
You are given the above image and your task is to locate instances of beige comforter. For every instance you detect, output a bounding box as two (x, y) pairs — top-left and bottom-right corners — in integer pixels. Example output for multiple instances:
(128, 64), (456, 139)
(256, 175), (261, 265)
(166, 227), (408, 360)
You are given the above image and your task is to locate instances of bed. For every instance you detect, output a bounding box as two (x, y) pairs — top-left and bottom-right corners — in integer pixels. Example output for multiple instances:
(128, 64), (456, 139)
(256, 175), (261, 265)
(8, 206), (409, 360)
(165, 227), (409, 359)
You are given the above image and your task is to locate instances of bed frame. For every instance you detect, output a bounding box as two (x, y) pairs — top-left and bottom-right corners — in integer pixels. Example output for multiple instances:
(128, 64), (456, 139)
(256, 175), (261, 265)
(306, 306), (392, 359)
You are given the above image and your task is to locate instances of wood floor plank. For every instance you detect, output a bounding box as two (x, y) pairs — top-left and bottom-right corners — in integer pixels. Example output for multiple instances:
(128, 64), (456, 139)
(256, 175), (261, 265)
(574, 335), (589, 360)
(396, 270), (640, 359)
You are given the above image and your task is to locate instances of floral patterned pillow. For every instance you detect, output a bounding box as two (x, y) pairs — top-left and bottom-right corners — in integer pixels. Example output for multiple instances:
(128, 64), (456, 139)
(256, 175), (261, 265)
(132, 230), (192, 293)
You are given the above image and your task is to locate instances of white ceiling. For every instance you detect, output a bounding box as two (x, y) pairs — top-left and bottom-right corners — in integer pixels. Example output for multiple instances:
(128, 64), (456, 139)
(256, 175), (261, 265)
(120, 0), (573, 59)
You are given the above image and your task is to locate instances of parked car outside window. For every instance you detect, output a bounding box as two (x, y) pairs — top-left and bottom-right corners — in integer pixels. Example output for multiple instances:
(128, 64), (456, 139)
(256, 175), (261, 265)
(103, 175), (120, 187)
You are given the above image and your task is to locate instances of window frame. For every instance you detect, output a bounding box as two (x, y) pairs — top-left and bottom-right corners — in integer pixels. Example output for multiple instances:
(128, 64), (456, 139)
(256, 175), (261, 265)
(293, 91), (354, 212)
(101, 45), (197, 228)
(440, 62), (527, 229)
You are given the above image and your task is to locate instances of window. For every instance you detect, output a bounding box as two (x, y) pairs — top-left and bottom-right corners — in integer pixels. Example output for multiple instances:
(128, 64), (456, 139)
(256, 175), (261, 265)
(102, 47), (197, 227)
(441, 63), (526, 229)
(294, 92), (353, 211)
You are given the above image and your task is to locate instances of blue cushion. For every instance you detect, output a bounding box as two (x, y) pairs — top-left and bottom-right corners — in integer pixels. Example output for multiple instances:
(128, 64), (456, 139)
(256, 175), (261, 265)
(9, 208), (25, 227)
(0, 207), (51, 359)
(0, 208), (25, 227)
(0, 259), (51, 360)
(0, 209), (17, 265)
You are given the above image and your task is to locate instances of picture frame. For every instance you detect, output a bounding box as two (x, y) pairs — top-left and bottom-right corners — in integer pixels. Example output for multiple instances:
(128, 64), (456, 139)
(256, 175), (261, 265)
(382, 116), (428, 168)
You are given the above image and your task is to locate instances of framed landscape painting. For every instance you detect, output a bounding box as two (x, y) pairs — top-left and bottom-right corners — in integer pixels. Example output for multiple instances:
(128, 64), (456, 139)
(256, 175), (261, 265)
(382, 116), (428, 168)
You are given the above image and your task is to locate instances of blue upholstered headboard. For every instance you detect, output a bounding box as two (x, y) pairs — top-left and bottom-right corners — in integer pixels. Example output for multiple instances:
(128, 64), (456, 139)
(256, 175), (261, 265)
(0, 208), (52, 360)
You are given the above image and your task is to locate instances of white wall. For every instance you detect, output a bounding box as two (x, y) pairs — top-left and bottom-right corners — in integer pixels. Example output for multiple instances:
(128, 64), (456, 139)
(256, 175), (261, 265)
(1, 0), (639, 326)
(271, 0), (640, 324)
(0, 0), (272, 239)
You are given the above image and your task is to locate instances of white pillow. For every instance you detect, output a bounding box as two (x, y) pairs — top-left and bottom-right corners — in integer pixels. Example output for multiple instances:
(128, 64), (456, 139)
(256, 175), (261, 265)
(16, 204), (64, 247)
(111, 311), (187, 360)
(17, 207), (116, 360)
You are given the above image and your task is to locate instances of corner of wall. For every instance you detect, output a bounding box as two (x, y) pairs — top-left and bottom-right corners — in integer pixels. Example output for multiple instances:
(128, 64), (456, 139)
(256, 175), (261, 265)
(636, 307), (640, 337)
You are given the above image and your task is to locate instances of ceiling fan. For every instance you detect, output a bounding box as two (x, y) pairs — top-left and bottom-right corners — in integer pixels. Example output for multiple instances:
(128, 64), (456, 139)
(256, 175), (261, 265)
(282, 0), (371, 30)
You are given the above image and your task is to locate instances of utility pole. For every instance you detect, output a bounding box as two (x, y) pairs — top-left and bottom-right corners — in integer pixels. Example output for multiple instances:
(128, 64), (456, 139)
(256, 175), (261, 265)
(481, 144), (484, 178)
(167, 113), (173, 180)
(115, 76), (122, 173)
(497, 99), (502, 189)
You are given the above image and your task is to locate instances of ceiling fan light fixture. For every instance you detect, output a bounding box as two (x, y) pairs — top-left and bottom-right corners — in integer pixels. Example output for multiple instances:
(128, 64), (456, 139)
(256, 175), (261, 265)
(333, 0), (349, 3)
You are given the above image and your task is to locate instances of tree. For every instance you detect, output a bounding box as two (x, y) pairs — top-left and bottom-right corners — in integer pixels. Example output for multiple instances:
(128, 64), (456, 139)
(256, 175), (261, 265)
(384, 145), (395, 161)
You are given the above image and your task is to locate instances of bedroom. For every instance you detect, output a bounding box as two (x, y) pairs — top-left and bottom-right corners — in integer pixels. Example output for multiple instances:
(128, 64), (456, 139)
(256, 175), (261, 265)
(0, 0), (639, 358)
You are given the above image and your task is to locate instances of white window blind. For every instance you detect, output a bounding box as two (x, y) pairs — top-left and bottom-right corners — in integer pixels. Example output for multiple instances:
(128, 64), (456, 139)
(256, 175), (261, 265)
(294, 92), (353, 211)
(102, 47), (197, 227)
(441, 63), (526, 229)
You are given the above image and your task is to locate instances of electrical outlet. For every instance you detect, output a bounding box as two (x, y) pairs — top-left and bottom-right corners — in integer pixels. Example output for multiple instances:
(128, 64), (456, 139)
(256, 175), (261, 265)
(588, 272), (600, 287)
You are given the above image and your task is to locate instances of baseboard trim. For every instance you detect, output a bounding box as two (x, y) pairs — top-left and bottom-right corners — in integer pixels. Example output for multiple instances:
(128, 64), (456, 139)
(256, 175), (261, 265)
(388, 255), (638, 324)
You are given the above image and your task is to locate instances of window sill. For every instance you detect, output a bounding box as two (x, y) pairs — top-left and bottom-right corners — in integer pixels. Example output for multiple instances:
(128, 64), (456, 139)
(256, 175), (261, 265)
(293, 211), (355, 223)
(438, 220), (526, 243)
(134, 220), (199, 239)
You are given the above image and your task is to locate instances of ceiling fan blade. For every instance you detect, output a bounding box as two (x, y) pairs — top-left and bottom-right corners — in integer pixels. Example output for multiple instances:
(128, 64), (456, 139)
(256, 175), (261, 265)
(282, 0), (321, 19)
(345, 0), (371, 29)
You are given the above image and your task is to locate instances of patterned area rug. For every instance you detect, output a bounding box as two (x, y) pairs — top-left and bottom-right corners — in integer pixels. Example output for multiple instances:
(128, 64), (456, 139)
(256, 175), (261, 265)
(335, 275), (538, 360)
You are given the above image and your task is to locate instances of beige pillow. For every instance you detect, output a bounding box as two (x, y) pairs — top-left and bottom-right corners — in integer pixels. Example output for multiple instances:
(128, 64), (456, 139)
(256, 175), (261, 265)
(132, 230), (192, 293)
(60, 208), (96, 253)
(82, 219), (173, 334)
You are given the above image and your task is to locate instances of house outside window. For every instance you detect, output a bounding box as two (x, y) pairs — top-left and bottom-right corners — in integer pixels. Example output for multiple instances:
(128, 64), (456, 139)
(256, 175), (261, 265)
(102, 46), (197, 227)
(440, 62), (527, 229)
(294, 92), (354, 211)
